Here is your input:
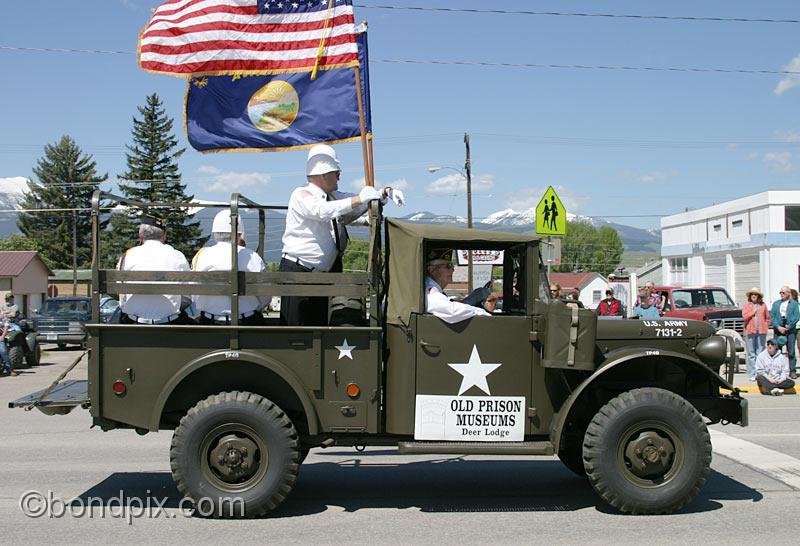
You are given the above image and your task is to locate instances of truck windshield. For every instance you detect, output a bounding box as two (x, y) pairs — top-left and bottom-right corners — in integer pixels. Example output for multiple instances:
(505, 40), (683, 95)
(42, 300), (90, 314)
(672, 289), (735, 308)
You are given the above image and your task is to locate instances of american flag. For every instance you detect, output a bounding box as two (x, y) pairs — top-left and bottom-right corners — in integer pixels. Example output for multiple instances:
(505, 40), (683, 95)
(138, 0), (359, 76)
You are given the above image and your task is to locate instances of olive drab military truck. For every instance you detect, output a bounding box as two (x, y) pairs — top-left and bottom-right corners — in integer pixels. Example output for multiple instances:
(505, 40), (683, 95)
(11, 191), (747, 517)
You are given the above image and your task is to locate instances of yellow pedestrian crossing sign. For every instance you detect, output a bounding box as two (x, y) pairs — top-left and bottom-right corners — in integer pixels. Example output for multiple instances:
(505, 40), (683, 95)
(536, 186), (567, 236)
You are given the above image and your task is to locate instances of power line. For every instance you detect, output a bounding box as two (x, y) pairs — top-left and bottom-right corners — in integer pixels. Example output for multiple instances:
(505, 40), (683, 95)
(354, 4), (800, 24)
(2, 45), (798, 76)
(377, 58), (800, 76)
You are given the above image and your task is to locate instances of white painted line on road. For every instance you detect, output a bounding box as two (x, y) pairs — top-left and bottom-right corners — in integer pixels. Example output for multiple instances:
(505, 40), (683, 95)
(711, 429), (800, 490)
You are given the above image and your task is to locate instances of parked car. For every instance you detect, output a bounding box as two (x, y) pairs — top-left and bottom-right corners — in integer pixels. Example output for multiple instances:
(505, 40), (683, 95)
(99, 296), (120, 323)
(32, 296), (91, 348)
(654, 286), (744, 333)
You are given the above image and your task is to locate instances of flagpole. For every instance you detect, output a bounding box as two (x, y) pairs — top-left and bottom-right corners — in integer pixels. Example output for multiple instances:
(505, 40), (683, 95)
(354, 65), (373, 187)
(367, 137), (375, 190)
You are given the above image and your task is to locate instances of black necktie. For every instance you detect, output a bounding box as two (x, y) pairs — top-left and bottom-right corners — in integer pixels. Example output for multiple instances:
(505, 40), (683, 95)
(328, 195), (348, 254)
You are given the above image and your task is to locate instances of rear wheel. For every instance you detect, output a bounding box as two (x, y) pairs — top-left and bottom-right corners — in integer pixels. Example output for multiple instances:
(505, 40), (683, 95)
(583, 387), (711, 514)
(170, 391), (299, 518)
(25, 343), (41, 367)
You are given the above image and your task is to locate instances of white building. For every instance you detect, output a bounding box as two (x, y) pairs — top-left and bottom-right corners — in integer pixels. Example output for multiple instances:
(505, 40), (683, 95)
(660, 190), (800, 306)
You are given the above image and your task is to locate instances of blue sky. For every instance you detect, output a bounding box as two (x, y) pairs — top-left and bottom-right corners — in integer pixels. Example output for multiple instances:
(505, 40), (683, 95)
(1, 0), (799, 229)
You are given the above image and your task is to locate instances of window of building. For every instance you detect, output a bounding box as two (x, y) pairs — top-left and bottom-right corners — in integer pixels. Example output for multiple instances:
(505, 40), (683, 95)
(592, 290), (602, 305)
(732, 220), (743, 228)
(713, 224), (721, 232)
(785, 206), (800, 231)
(670, 257), (688, 285)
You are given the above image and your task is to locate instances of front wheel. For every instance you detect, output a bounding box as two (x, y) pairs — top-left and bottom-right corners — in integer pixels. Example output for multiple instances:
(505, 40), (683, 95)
(9, 345), (24, 369)
(583, 388), (711, 514)
(170, 391), (300, 518)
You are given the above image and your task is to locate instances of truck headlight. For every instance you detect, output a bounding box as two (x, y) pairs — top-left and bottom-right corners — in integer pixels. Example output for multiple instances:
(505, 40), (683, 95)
(695, 336), (727, 367)
(709, 319), (722, 330)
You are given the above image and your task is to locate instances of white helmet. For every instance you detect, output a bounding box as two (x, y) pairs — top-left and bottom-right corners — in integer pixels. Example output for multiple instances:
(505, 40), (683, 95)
(306, 144), (341, 176)
(212, 209), (244, 235)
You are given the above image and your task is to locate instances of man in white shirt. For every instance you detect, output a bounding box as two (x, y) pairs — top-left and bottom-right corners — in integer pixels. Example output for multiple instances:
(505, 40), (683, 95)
(425, 249), (496, 324)
(117, 215), (191, 324)
(280, 144), (405, 325)
(192, 209), (268, 325)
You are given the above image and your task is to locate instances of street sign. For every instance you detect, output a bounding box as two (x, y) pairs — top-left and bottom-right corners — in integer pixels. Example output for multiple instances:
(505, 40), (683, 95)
(535, 186), (567, 236)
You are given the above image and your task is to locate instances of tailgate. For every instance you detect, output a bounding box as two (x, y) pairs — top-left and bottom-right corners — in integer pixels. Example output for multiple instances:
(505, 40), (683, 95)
(8, 379), (89, 415)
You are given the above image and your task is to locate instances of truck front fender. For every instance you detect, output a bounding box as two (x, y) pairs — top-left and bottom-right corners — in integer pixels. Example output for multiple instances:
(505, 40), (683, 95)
(550, 349), (735, 452)
(150, 349), (319, 435)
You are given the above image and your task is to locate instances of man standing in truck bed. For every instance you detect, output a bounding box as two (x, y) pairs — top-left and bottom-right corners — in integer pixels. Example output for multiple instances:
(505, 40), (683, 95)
(279, 144), (405, 326)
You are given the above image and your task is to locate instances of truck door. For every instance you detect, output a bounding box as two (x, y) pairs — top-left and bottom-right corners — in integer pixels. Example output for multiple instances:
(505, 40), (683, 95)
(413, 314), (533, 442)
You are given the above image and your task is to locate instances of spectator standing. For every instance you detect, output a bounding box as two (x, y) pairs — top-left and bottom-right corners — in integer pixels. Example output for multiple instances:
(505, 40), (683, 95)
(635, 282), (663, 315)
(0, 319), (20, 376)
(742, 287), (770, 381)
(770, 285), (799, 379)
(755, 338), (795, 395)
(596, 288), (623, 317)
(633, 289), (660, 319)
(549, 283), (562, 299)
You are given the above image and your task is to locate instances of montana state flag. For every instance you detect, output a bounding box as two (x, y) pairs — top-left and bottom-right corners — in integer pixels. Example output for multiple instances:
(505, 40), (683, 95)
(185, 30), (370, 153)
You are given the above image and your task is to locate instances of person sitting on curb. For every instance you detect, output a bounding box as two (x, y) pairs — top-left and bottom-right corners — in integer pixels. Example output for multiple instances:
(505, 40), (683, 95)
(755, 337), (795, 396)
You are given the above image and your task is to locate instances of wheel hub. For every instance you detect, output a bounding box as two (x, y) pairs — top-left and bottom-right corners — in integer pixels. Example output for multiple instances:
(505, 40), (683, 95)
(208, 434), (259, 482)
(624, 430), (675, 479)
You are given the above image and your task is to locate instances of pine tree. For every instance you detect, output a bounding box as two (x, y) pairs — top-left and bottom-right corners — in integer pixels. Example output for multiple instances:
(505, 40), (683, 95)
(17, 135), (107, 269)
(102, 93), (205, 266)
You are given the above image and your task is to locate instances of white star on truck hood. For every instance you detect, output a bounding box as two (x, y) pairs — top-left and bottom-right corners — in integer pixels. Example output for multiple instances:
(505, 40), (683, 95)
(335, 339), (356, 360)
(448, 345), (501, 396)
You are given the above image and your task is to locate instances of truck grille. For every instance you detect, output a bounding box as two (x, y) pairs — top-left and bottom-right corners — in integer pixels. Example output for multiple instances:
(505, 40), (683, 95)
(720, 318), (744, 333)
(36, 319), (82, 334)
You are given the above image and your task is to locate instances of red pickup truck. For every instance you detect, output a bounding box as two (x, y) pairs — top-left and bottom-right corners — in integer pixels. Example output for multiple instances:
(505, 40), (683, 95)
(653, 286), (744, 334)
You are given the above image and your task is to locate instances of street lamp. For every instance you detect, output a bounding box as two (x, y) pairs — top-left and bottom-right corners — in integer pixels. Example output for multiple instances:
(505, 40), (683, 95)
(427, 164), (474, 291)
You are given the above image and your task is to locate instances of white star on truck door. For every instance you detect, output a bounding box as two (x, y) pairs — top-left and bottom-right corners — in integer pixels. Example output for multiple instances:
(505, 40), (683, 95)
(448, 345), (501, 396)
(335, 339), (356, 360)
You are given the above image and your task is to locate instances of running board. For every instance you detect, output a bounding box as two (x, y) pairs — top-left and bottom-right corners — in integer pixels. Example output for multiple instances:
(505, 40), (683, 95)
(398, 441), (554, 456)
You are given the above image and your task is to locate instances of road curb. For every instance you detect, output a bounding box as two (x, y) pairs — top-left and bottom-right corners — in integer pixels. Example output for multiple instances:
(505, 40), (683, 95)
(724, 385), (797, 394)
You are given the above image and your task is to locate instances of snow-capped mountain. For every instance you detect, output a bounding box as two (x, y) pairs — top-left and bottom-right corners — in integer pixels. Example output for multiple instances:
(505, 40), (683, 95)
(0, 177), (29, 237)
(400, 208), (661, 252)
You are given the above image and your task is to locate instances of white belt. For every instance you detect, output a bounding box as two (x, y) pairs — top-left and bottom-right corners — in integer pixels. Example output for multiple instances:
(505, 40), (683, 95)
(129, 313), (180, 325)
(201, 310), (257, 323)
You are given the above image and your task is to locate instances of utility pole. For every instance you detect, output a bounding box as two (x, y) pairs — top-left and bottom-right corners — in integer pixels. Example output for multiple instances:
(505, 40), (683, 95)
(464, 132), (473, 292)
(72, 209), (78, 296)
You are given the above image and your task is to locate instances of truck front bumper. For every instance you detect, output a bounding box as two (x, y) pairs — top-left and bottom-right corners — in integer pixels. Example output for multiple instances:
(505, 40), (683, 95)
(36, 334), (86, 344)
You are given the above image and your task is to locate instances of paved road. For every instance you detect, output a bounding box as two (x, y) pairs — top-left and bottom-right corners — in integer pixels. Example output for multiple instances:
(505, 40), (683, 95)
(1, 347), (799, 544)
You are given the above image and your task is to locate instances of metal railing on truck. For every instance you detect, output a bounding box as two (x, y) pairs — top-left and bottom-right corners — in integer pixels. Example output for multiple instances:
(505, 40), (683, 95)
(89, 191), (381, 342)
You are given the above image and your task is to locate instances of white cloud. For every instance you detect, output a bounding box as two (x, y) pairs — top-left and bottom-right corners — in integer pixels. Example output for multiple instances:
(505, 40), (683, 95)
(504, 185), (589, 212)
(349, 177), (411, 192)
(774, 130), (800, 143)
(774, 53), (800, 96)
(763, 151), (793, 173)
(746, 151), (759, 160)
(197, 166), (271, 193)
(622, 170), (677, 184)
(425, 173), (494, 195)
